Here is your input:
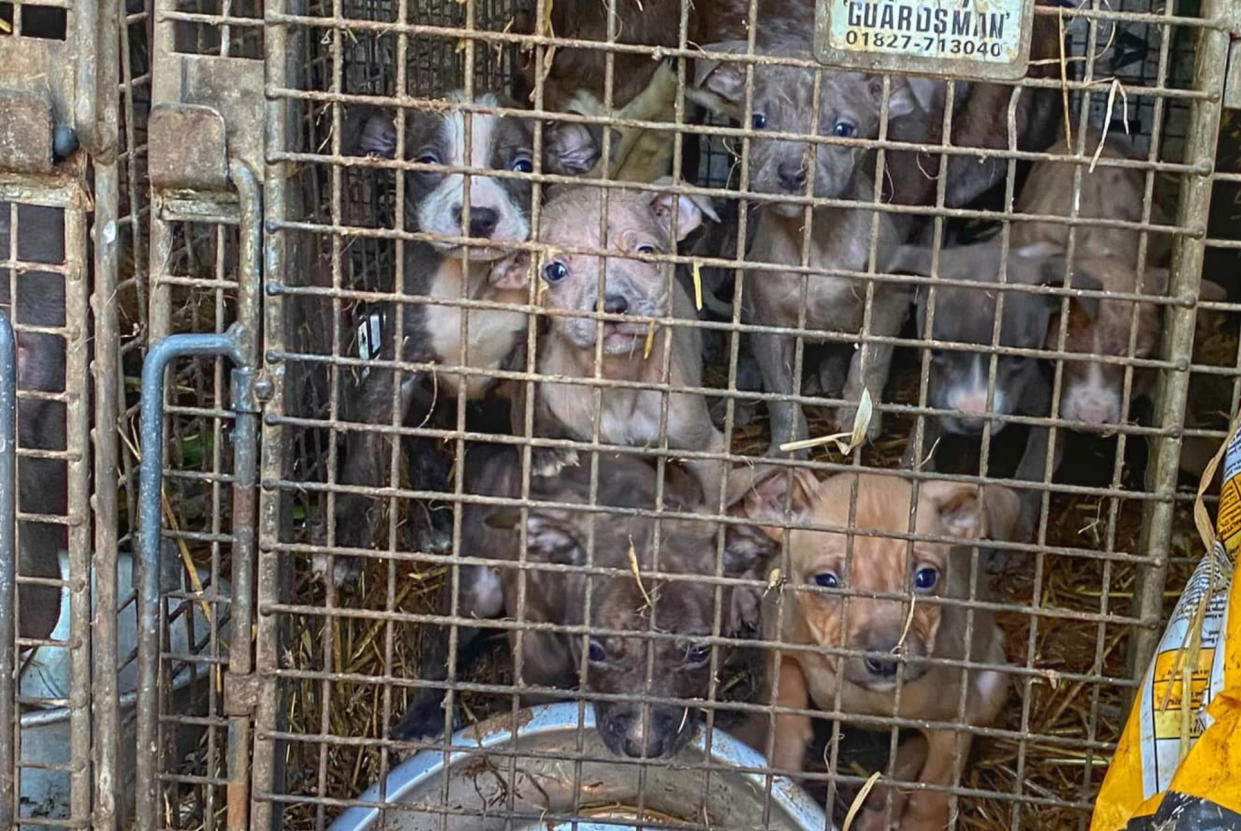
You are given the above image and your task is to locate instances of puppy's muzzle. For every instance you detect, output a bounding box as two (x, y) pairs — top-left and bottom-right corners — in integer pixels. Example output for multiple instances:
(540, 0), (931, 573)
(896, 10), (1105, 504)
(599, 704), (695, 759)
(452, 205), (499, 239)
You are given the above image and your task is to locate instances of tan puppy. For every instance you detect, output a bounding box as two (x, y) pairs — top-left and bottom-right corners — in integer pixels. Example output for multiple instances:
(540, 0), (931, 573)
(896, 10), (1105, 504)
(735, 468), (1018, 830)
(531, 181), (726, 498)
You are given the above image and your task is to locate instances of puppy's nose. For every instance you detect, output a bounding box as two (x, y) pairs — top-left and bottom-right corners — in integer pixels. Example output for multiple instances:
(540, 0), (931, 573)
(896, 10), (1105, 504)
(603, 294), (629, 315)
(451, 206), (499, 238)
(1064, 389), (1120, 425)
(952, 390), (989, 418)
(611, 709), (679, 758)
(777, 161), (807, 192)
(864, 652), (900, 678)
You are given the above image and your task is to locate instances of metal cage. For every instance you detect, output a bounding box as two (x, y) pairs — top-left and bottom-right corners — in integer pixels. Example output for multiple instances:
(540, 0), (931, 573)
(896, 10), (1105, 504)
(2, 0), (1240, 829)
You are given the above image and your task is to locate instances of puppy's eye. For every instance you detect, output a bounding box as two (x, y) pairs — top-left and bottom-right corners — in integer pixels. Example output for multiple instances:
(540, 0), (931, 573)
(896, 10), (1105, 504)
(415, 153), (440, 166)
(542, 261), (569, 283)
(685, 642), (711, 666)
(813, 572), (839, 589)
(636, 244), (656, 255)
(511, 156), (533, 173)
(587, 639), (607, 663)
(914, 567), (939, 591)
(833, 120), (857, 138)
(751, 113), (767, 130)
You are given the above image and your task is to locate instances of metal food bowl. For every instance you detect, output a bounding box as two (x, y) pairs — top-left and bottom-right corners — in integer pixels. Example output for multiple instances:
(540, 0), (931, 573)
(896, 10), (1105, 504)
(328, 703), (833, 831)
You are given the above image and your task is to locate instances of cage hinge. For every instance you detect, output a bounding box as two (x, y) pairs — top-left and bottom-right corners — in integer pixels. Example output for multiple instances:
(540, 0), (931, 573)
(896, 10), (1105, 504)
(223, 672), (262, 717)
(231, 367), (264, 415)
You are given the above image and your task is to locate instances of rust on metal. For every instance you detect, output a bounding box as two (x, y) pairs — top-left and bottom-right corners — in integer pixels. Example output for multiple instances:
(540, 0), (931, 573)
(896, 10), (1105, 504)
(0, 90), (54, 174)
(147, 104), (229, 190)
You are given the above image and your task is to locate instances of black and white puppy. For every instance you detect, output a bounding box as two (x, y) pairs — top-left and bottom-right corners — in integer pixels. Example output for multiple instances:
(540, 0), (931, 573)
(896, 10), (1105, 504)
(324, 92), (537, 587)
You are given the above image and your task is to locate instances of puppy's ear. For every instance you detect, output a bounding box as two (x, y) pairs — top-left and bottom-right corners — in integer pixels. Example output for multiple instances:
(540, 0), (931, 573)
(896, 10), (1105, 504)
(691, 41), (750, 111)
(904, 77), (944, 113)
(920, 482), (1020, 541)
(484, 508), (582, 563)
(355, 111), (398, 159)
(648, 179), (720, 241)
(1036, 257), (1103, 321)
(889, 244), (934, 276)
(488, 251), (531, 291)
(1199, 276), (1226, 303)
(722, 522), (778, 577)
(544, 119), (605, 175)
(725, 464), (820, 541)
(869, 75), (917, 119)
(526, 513), (583, 565)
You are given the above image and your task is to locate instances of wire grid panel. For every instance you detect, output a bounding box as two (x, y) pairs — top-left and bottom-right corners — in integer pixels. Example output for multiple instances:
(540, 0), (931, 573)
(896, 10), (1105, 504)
(241, 1), (1235, 831)
(0, 192), (93, 829)
(142, 187), (248, 826)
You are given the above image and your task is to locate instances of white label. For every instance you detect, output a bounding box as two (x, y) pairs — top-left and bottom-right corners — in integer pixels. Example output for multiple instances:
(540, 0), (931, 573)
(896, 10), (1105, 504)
(817, 0), (1034, 80)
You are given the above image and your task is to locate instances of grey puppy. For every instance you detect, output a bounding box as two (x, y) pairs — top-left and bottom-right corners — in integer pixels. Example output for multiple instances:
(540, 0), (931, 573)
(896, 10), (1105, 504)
(694, 46), (916, 451)
(327, 93), (537, 586)
(895, 239), (1100, 540)
(393, 445), (776, 760)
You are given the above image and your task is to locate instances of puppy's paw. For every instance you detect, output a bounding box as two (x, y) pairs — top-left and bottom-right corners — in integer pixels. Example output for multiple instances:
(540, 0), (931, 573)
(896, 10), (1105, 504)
(311, 551), (363, 591)
(410, 523), (453, 555)
(392, 694), (459, 742)
(532, 446), (580, 478)
(729, 587), (763, 637)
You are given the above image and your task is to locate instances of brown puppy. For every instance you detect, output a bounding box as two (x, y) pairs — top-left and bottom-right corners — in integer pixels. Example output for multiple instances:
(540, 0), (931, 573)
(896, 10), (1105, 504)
(1012, 126), (1172, 265)
(394, 444), (777, 759)
(735, 468), (1018, 830)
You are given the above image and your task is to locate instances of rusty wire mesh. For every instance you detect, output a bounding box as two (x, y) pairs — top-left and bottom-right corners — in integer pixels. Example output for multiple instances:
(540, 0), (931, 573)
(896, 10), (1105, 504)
(121, 0), (1241, 830)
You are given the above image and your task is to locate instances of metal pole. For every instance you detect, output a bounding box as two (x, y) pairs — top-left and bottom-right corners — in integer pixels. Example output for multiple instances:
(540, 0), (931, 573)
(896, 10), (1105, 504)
(0, 310), (16, 829)
(1130, 0), (1231, 678)
(226, 159), (263, 831)
(135, 328), (243, 831)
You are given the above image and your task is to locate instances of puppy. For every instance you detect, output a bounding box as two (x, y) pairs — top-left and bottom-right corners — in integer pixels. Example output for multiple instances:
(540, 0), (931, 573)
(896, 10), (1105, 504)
(694, 48), (915, 450)
(531, 181), (728, 498)
(692, 9), (1062, 211)
(395, 445), (777, 759)
(894, 239), (1097, 539)
(1011, 126), (1186, 430)
(327, 93), (537, 586)
(736, 468), (1017, 831)
(1012, 126), (1172, 266)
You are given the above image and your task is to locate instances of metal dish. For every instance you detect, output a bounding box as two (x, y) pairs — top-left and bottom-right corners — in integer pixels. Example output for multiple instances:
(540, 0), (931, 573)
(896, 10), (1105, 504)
(328, 702), (833, 831)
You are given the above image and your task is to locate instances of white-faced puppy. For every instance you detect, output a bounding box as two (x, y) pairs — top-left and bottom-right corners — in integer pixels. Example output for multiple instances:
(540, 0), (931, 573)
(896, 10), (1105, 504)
(532, 181), (727, 498)
(693, 47), (915, 450)
(1010, 127), (1187, 430)
(894, 239), (1097, 540)
(736, 468), (1017, 831)
(326, 92), (537, 586)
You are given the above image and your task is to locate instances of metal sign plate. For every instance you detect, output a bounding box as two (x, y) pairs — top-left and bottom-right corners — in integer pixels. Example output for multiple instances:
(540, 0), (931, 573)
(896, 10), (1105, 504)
(815, 0), (1036, 81)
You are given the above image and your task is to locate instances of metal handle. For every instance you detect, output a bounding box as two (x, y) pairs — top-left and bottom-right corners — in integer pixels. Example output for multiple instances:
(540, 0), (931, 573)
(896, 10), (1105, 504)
(0, 310), (17, 829)
(135, 329), (244, 831)
(135, 160), (263, 831)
